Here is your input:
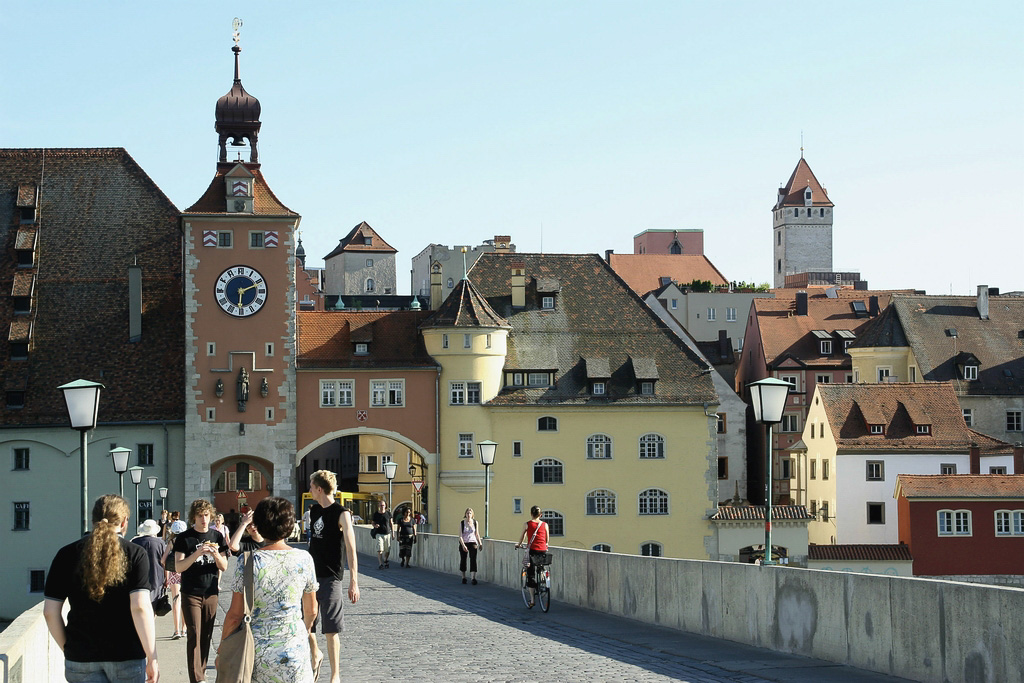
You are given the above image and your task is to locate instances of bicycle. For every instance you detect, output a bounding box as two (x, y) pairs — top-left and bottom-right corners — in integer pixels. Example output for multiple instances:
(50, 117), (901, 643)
(519, 551), (551, 612)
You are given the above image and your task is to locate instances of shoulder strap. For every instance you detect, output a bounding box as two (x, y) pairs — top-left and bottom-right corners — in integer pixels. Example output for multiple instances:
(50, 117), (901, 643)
(242, 551), (254, 614)
(527, 520), (542, 547)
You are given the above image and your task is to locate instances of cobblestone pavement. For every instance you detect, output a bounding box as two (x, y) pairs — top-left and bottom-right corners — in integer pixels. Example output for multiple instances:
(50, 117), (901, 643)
(176, 552), (907, 683)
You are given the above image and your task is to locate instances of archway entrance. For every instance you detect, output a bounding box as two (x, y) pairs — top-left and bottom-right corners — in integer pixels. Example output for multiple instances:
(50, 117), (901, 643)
(210, 455), (274, 528)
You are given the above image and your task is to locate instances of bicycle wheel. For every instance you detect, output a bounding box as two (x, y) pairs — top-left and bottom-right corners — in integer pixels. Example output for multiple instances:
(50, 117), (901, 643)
(538, 568), (551, 612)
(521, 567), (533, 608)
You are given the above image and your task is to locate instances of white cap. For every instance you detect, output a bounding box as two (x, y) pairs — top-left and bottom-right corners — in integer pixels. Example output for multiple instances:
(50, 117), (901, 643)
(170, 520), (187, 534)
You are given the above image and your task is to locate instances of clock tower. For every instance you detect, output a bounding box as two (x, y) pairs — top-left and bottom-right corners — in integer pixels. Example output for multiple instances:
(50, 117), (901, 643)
(181, 33), (301, 505)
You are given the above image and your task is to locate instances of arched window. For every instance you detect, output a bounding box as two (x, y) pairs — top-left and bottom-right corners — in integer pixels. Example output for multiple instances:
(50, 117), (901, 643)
(365, 278), (375, 292)
(638, 434), (664, 459)
(533, 458), (563, 484)
(447, 277), (454, 288)
(638, 488), (669, 515)
(669, 241), (682, 254)
(592, 544), (612, 552)
(586, 434), (613, 459)
(585, 489), (616, 515)
(641, 542), (662, 557)
(542, 510), (564, 536)
(537, 416), (557, 432)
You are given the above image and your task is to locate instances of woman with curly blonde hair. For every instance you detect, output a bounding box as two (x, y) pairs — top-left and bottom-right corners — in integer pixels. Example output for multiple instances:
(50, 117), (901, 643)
(44, 494), (159, 682)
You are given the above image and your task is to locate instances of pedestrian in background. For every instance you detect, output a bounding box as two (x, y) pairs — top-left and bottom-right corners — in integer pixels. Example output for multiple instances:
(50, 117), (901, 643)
(162, 519), (188, 639)
(397, 507), (417, 567)
(372, 500), (393, 569)
(43, 493), (159, 683)
(173, 499), (228, 683)
(458, 507), (483, 585)
(132, 519), (168, 606)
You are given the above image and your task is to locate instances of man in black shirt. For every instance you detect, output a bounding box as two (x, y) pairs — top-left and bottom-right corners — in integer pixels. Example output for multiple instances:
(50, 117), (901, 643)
(173, 499), (228, 683)
(308, 470), (360, 683)
(372, 499), (394, 569)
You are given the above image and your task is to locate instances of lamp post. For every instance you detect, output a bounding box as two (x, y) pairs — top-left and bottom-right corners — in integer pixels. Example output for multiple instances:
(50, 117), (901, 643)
(110, 447), (132, 498)
(477, 440), (497, 539)
(59, 379), (104, 537)
(147, 476), (158, 520)
(383, 461), (397, 510)
(129, 466), (144, 522)
(159, 487), (168, 514)
(748, 377), (791, 565)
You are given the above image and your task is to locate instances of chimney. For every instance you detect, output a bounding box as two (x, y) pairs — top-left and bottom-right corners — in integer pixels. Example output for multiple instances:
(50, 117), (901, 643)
(511, 259), (526, 308)
(854, 280), (868, 290)
(869, 295), (879, 317)
(128, 264), (142, 342)
(718, 330), (729, 359)
(977, 285), (990, 320)
(493, 235), (512, 253)
(1013, 443), (1023, 475)
(605, 249), (614, 262)
(795, 291), (808, 316)
(969, 444), (980, 474)
(429, 261), (443, 310)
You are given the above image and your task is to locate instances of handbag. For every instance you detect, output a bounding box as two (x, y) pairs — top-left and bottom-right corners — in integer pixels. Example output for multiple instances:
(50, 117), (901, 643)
(152, 588), (172, 617)
(216, 552), (255, 683)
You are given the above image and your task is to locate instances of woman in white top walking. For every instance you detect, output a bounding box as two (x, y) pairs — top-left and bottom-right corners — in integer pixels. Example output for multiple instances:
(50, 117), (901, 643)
(457, 508), (483, 584)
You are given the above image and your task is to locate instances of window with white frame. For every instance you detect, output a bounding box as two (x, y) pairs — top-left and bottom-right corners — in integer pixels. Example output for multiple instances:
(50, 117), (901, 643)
(866, 461), (884, 481)
(533, 458), (563, 484)
(810, 459), (817, 479)
(371, 380), (404, 407)
(816, 374), (831, 385)
(938, 509), (972, 536)
(780, 414), (799, 433)
(639, 433), (665, 459)
(962, 408), (973, 426)
(780, 375), (798, 391)
(458, 433), (474, 458)
(820, 340), (832, 355)
(964, 365), (978, 380)
(14, 447), (29, 470)
(670, 299), (678, 310)
(541, 296), (555, 309)
(463, 334), (472, 349)
(592, 382), (606, 396)
(916, 424), (931, 434)
(542, 511), (564, 536)
(994, 510), (1015, 535)
(449, 382), (466, 405)
(641, 542), (662, 557)
(513, 498), (522, 514)
(585, 489), (616, 515)
(355, 343), (368, 355)
(365, 258), (373, 267)
(822, 459), (830, 480)
(870, 424), (884, 434)
(877, 367), (891, 383)
(14, 502), (30, 530)
(638, 488), (669, 515)
(990, 466), (1007, 475)
(707, 307), (716, 321)
(940, 463), (957, 475)
(365, 278), (375, 293)
(726, 307), (737, 322)
(528, 372), (550, 387)
(586, 434), (613, 459)
(1007, 411), (1022, 432)
(640, 381), (654, 395)
(1015, 511), (1024, 535)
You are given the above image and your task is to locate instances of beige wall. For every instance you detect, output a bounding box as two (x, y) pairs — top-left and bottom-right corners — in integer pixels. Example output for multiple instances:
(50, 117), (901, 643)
(849, 346), (918, 383)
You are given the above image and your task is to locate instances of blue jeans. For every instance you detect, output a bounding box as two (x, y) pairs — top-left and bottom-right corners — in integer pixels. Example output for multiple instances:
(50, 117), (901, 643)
(65, 659), (146, 683)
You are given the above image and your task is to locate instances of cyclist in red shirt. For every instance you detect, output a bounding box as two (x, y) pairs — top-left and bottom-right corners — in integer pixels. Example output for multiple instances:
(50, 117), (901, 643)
(515, 506), (548, 608)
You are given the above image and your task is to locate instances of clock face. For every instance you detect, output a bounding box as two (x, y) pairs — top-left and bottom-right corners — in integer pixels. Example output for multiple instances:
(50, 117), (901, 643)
(215, 266), (267, 317)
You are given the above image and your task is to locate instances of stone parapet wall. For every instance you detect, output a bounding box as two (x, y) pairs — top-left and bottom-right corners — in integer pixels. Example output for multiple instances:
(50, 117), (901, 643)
(354, 527), (1024, 683)
(919, 574), (1024, 588)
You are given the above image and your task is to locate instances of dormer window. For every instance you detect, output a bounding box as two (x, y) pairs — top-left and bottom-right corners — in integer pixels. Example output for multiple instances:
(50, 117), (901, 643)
(640, 381), (654, 395)
(592, 382), (606, 396)
(365, 278), (375, 293)
(964, 365), (978, 380)
(354, 343), (368, 355)
(541, 296), (555, 310)
(955, 352), (981, 382)
(869, 424), (884, 435)
(916, 424), (931, 434)
(820, 340), (832, 355)
(364, 236), (373, 246)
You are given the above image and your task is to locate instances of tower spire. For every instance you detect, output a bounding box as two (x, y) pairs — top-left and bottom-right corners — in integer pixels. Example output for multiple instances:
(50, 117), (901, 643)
(232, 18), (242, 82)
(215, 18), (261, 165)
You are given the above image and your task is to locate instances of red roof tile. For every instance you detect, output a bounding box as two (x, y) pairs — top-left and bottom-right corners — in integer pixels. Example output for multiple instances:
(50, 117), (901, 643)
(710, 505), (813, 521)
(775, 158), (834, 208)
(297, 311), (437, 369)
(608, 254), (728, 296)
(895, 474), (1024, 499)
(808, 544), (913, 561)
(323, 222), (397, 258)
(183, 164), (296, 215)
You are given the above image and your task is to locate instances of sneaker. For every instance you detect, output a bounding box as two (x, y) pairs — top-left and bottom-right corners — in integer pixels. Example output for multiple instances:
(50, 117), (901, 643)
(172, 632), (181, 640)
(385, 561), (390, 568)
(472, 578), (478, 585)
(462, 577), (467, 584)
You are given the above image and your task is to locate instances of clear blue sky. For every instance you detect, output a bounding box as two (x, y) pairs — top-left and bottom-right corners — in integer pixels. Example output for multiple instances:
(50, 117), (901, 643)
(5, 2), (1021, 295)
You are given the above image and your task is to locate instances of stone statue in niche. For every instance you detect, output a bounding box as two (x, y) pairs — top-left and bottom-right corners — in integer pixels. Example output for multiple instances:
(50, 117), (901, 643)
(237, 367), (249, 412)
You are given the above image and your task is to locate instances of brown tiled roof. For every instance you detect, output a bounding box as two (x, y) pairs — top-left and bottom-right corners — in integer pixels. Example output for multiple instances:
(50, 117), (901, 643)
(15, 226), (37, 250)
(8, 318), (31, 342)
(775, 158), (834, 208)
(753, 293), (896, 368)
(859, 294), (1024, 397)
(808, 544), (913, 562)
(16, 182), (37, 207)
(710, 505), (813, 521)
(323, 221), (397, 258)
(420, 278), (510, 329)
(0, 148), (184, 425)
(11, 271), (34, 297)
(608, 254), (728, 296)
(895, 474), (1024, 499)
(183, 163), (296, 215)
(297, 311), (437, 369)
(469, 253), (718, 406)
(817, 382), (1012, 452)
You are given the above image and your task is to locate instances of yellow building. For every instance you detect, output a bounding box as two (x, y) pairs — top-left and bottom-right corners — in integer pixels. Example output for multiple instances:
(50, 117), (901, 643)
(422, 253), (721, 558)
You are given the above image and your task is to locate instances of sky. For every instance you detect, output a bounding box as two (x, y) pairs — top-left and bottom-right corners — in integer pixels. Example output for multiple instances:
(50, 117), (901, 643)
(4, 2), (1022, 295)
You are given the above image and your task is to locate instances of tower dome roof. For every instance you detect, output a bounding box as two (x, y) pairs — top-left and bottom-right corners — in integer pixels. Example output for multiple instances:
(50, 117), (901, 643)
(215, 47), (261, 131)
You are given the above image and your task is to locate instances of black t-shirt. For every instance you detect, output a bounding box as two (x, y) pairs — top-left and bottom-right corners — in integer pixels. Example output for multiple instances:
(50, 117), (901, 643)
(372, 510), (392, 535)
(234, 536), (266, 554)
(172, 527), (228, 596)
(397, 519), (415, 540)
(308, 503), (347, 580)
(44, 536), (150, 663)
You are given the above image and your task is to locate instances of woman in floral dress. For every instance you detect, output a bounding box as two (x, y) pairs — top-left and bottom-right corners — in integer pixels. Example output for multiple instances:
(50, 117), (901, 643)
(219, 497), (318, 683)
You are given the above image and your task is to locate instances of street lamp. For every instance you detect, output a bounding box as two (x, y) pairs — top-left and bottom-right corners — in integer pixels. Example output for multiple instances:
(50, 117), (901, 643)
(159, 487), (168, 513)
(110, 447), (132, 498)
(383, 461), (398, 510)
(748, 377), (791, 565)
(477, 440), (497, 538)
(129, 466), (144, 522)
(59, 379), (104, 537)
(147, 476), (158, 520)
